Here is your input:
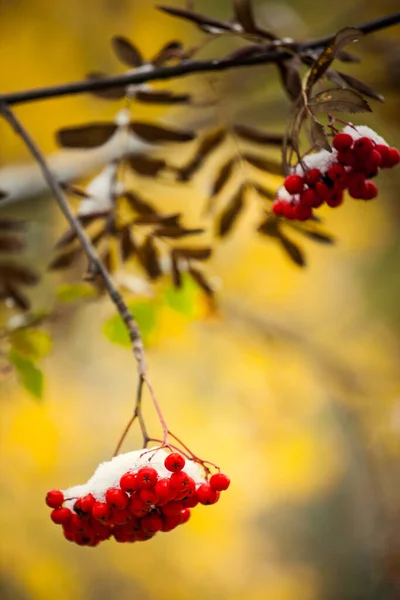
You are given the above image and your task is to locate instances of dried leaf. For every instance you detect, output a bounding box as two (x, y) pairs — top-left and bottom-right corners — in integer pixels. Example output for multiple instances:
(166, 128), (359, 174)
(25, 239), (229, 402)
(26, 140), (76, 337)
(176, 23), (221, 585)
(277, 57), (302, 101)
(171, 251), (182, 288)
(0, 236), (24, 252)
(156, 5), (234, 33)
(111, 36), (143, 67)
(153, 226), (203, 238)
(86, 72), (126, 99)
(305, 27), (361, 96)
(48, 248), (82, 270)
(336, 71), (384, 102)
(218, 186), (246, 237)
(0, 262), (39, 285)
(128, 155), (167, 177)
(120, 228), (136, 261)
(178, 128), (226, 182)
(134, 213), (181, 226)
(0, 219), (25, 231)
(252, 183), (277, 201)
(130, 122), (195, 143)
(135, 90), (191, 105)
(124, 192), (157, 216)
(233, 124), (284, 146)
(310, 119), (332, 151)
(57, 123), (117, 148)
(243, 153), (284, 175)
(233, 0), (257, 33)
(3, 283), (30, 310)
(286, 221), (335, 244)
(279, 234), (306, 266)
(257, 214), (279, 237)
(222, 44), (266, 63)
(61, 183), (90, 198)
(188, 266), (214, 297)
(152, 41), (185, 66)
(138, 237), (162, 280)
(309, 88), (372, 113)
(211, 158), (237, 196)
(175, 247), (212, 261)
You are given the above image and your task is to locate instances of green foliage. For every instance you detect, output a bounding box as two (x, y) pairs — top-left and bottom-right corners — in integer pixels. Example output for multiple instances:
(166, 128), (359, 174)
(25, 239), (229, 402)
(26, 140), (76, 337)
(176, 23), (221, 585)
(163, 273), (198, 317)
(10, 328), (52, 360)
(102, 300), (158, 347)
(56, 283), (97, 303)
(8, 347), (44, 399)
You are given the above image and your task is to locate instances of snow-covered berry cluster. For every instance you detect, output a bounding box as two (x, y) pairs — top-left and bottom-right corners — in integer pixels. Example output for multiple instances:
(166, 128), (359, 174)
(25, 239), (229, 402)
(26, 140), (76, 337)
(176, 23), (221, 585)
(45, 448), (230, 547)
(273, 125), (400, 221)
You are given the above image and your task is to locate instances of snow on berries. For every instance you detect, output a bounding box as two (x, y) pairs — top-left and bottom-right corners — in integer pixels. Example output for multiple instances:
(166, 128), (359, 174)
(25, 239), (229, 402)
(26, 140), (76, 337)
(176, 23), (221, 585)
(45, 447), (230, 547)
(273, 124), (400, 221)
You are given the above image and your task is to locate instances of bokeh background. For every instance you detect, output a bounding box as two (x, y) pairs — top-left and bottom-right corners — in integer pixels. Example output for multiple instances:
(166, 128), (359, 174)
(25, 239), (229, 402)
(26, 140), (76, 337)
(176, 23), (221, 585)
(1, 0), (400, 599)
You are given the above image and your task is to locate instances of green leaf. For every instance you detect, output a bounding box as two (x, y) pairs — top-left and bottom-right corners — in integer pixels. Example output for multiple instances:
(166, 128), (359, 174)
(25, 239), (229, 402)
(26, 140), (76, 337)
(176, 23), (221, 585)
(164, 273), (198, 317)
(102, 301), (157, 347)
(56, 283), (97, 303)
(10, 329), (52, 360)
(9, 348), (44, 399)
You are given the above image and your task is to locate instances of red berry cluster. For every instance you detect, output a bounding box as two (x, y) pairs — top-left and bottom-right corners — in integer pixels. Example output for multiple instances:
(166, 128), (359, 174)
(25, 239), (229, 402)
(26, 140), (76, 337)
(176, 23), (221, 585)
(273, 126), (400, 221)
(46, 451), (230, 547)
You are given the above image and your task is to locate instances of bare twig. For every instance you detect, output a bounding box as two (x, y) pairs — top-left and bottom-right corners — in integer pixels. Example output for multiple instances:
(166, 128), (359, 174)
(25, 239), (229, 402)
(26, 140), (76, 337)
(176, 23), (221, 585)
(0, 12), (398, 107)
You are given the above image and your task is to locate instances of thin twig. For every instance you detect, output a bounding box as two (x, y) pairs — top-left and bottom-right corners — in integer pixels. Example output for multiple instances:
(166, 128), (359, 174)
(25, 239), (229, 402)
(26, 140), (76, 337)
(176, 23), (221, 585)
(0, 12), (398, 107)
(0, 103), (152, 455)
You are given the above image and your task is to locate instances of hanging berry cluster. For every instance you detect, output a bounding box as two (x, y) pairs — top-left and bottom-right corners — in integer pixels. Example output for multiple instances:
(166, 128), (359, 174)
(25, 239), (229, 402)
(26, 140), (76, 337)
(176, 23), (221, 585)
(273, 125), (400, 221)
(45, 448), (230, 547)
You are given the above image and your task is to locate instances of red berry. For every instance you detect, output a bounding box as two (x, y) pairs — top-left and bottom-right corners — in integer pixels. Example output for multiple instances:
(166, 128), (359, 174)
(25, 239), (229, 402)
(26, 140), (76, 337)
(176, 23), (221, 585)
(282, 203), (297, 220)
(375, 144), (390, 167)
(333, 132), (353, 152)
(272, 201), (284, 217)
(46, 490), (64, 509)
(363, 149), (382, 174)
(327, 163), (347, 183)
(51, 507), (72, 525)
(362, 181), (378, 200)
(120, 472), (138, 493)
(169, 471), (193, 492)
(92, 501), (111, 522)
(315, 181), (330, 202)
(348, 172), (367, 199)
(155, 479), (174, 504)
(161, 514), (182, 532)
(386, 147), (400, 168)
(136, 467), (158, 489)
(128, 494), (149, 517)
(164, 452), (186, 472)
(209, 473), (231, 491)
(182, 495), (199, 508)
(337, 149), (356, 167)
(141, 514), (163, 533)
(326, 189), (344, 208)
(111, 508), (132, 525)
(284, 174), (304, 195)
(196, 484), (220, 505)
(294, 204), (312, 221)
(304, 168), (321, 187)
(105, 487), (129, 510)
(180, 508), (191, 524)
(113, 530), (136, 543)
(140, 488), (158, 505)
(162, 501), (184, 517)
(299, 189), (317, 208)
(353, 136), (375, 159)
(134, 529), (155, 542)
(80, 494), (96, 513)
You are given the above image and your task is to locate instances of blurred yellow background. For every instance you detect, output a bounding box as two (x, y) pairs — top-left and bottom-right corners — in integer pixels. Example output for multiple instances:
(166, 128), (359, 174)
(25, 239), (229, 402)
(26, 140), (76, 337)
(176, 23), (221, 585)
(1, 1), (400, 599)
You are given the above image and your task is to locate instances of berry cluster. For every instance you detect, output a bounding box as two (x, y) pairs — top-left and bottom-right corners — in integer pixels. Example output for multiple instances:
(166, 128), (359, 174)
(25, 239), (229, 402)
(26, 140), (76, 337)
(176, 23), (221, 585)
(45, 448), (230, 547)
(273, 125), (400, 221)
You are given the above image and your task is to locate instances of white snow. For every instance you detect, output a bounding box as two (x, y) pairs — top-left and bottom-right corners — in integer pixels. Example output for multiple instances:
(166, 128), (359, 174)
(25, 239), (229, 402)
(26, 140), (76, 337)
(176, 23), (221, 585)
(78, 163), (118, 216)
(343, 124), (388, 147)
(63, 447), (207, 507)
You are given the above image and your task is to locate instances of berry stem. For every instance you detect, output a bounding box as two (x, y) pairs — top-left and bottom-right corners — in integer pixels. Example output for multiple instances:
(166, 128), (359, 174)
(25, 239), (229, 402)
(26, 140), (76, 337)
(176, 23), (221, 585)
(113, 375), (151, 457)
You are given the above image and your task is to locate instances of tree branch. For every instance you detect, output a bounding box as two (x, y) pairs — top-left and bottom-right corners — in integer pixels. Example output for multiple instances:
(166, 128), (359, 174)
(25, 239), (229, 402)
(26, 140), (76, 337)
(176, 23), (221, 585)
(0, 11), (398, 107)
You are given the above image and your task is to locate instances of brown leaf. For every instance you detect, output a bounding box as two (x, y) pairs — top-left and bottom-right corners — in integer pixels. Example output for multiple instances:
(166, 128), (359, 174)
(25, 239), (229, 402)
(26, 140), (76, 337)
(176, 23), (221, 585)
(218, 186), (246, 237)
(130, 122), (195, 143)
(128, 155), (167, 177)
(257, 214), (279, 237)
(178, 128), (227, 182)
(54, 213), (108, 249)
(120, 227), (136, 261)
(152, 41), (185, 66)
(86, 72), (127, 100)
(277, 57), (302, 101)
(286, 221), (335, 244)
(188, 266), (214, 297)
(153, 226), (203, 238)
(233, 0), (257, 33)
(171, 251), (182, 288)
(0, 236), (25, 252)
(0, 219), (25, 231)
(0, 262), (39, 285)
(175, 247), (212, 261)
(0, 189), (8, 201)
(243, 153), (284, 175)
(135, 90), (191, 105)
(2, 283), (30, 310)
(156, 5), (234, 33)
(222, 44), (267, 63)
(111, 36), (143, 67)
(335, 71), (384, 102)
(310, 119), (332, 152)
(252, 183), (277, 201)
(137, 237), (162, 280)
(233, 124), (284, 146)
(211, 158), (237, 196)
(309, 88), (372, 114)
(57, 123), (117, 148)
(48, 249), (83, 270)
(61, 183), (90, 198)
(279, 233), (306, 266)
(305, 27), (361, 96)
(124, 192), (157, 216)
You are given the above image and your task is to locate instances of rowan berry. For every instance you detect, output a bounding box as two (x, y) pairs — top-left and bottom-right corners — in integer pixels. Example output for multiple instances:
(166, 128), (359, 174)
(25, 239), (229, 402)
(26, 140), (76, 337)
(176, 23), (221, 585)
(386, 147), (400, 168)
(284, 174), (304, 194)
(182, 495), (199, 508)
(272, 201), (284, 217)
(105, 487), (129, 510)
(315, 181), (330, 202)
(196, 484), (220, 505)
(375, 144), (390, 167)
(162, 501), (184, 517)
(51, 508), (72, 525)
(164, 452), (186, 472)
(136, 466), (158, 489)
(294, 204), (312, 221)
(362, 181), (378, 200)
(111, 508), (131, 525)
(169, 471), (193, 492)
(353, 136), (375, 159)
(141, 514), (163, 533)
(80, 494), (96, 513)
(327, 163), (347, 183)
(299, 189), (317, 208)
(120, 472), (138, 493)
(155, 479), (175, 504)
(161, 514), (182, 532)
(326, 189), (344, 208)
(304, 168), (321, 187)
(180, 508), (191, 524)
(333, 132), (353, 151)
(92, 501), (111, 522)
(363, 150), (382, 174)
(140, 488), (158, 505)
(46, 490), (64, 509)
(337, 149), (356, 167)
(128, 494), (149, 517)
(209, 473), (231, 491)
